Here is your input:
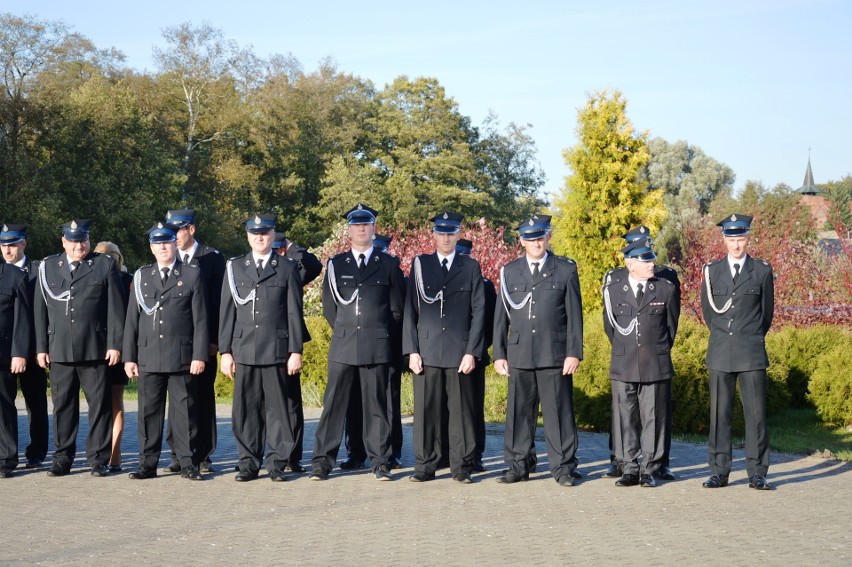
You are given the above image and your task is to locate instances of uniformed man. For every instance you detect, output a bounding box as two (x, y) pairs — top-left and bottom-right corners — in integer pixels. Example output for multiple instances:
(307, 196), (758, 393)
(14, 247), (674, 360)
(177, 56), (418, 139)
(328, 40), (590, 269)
(603, 237), (680, 487)
(270, 231), (321, 473)
(34, 219), (126, 477)
(456, 238), (496, 472)
(123, 223), (209, 481)
(493, 214), (583, 486)
(0, 224), (48, 469)
(701, 213), (774, 490)
(404, 213), (485, 484)
(310, 204), (405, 481)
(219, 214), (305, 482)
(0, 239), (32, 478)
(163, 209), (225, 474)
(341, 233), (405, 471)
(602, 225), (681, 481)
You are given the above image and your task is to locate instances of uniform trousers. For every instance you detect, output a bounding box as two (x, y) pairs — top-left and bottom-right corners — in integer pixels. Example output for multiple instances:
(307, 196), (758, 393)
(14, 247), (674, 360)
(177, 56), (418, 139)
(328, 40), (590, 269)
(313, 361), (391, 472)
(470, 362), (486, 463)
(414, 367), (476, 476)
(49, 361), (112, 469)
(286, 374), (305, 465)
(611, 379), (669, 475)
(232, 363), (297, 474)
(0, 369), (19, 468)
(505, 367), (578, 479)
(138, 371), (198, 469)
(18, 362), (49, 462)
(167, 356), (217, 464)
(344, 362), (402, 462)
(708, 369), (769, 478)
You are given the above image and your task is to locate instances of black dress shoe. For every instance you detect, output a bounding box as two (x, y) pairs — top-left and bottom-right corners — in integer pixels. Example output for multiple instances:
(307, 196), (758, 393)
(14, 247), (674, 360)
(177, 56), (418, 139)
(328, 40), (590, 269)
(653, 466), (676, 481)
(234, 470), (258, 482)
(268, 469), (287, 482)
(453, 472), (474, 484)
(108, 464), (122, 473)
(285, 461), (307, 473)
(182, 465), (204, 481)
(309, 467), (330, 481)
(387, 458), (403, 470)
(496, 472), (528, 484)
(339, 458), (366, 470)
(409, 471), (435, 482)
(91, 464), (109, 477)
(615, 473), (640, 487)
(639, 474), (657, 487)
(748, 475), (772, 490)
(47, 463), (68, 477)
(25, 459), (43, 469)
(570, 470), (582, 479)
(527, 454), (538, 473)
(0, 466), (13, 478)
(164, 461), (182, 473)
(604, 462), (622, 478)
(557, 474), (575, 487)
(199, 460), (213, 473)
(471, 461), (486, 473)
(128, 467), (157, 480)
(374, 465), (392, 481)
(702, 474), (729, 488)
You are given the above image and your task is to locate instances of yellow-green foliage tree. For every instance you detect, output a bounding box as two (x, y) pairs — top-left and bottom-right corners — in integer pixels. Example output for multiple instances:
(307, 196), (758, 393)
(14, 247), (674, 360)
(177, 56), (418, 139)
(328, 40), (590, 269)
(550, 89), (666, 311)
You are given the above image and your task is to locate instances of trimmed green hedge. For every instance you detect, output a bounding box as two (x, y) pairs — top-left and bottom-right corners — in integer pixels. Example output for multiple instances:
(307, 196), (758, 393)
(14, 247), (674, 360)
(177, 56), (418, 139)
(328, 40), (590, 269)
(808, 344), (852, 426)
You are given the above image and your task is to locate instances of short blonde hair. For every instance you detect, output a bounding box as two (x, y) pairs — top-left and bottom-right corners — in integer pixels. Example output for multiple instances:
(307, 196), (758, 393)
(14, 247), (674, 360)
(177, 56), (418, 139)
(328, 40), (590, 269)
(94, 241), (123, 270)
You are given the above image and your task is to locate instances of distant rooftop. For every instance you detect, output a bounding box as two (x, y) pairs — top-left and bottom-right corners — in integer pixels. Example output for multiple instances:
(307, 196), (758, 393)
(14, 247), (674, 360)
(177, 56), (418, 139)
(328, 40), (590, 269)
(797, 157), (821, 195)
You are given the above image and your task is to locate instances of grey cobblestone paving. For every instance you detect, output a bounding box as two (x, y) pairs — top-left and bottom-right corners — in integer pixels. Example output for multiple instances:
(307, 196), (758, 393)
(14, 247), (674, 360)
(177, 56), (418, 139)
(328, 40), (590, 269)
(6, 397), (850, 566)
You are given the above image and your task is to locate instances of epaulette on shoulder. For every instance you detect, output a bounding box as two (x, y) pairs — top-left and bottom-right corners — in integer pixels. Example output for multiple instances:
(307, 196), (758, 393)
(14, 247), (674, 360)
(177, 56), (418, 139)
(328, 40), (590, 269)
(656, 277), (674, 287)
(228, 255), (242, 262)
(553, 255), (575, 265)
(181, 262), (199, 269)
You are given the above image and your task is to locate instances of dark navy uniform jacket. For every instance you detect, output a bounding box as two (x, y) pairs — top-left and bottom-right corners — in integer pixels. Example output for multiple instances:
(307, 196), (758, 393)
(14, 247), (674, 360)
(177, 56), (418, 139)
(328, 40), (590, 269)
(34, 252), (126, 362)
(0, 263), (32, 364)
(493, 254), (583, 369)
(322, 250), (405, 366)
(603, 272), (680, 383)
(700, 255), (774, 373)
(123, 262), (209, 373)
(219, 253), (305, 365)
(402, 253), (486, 368)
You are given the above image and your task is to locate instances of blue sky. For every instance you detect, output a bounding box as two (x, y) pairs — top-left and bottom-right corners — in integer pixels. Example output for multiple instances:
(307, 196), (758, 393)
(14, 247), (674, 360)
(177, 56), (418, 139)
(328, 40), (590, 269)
(12, 0), (852, 199)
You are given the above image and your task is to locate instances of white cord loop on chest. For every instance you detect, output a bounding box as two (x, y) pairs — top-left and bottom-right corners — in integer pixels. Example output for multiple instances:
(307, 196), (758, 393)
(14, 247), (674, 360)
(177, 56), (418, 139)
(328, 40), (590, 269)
(227, 259), (257, 319)
(326, 258), (359, 309)
(499, 266), (533, 319)
(413, 256), (444, 318)
(703, 264), (732, 314)
(38, 261), (71, 315)
(133, 270), (161, 329)
(603, 285), (638, 336)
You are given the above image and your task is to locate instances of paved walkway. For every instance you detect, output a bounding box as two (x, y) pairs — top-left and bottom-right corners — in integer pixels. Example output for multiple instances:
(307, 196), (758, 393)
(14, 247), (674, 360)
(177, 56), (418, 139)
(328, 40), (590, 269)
(6, 397), (851, 566)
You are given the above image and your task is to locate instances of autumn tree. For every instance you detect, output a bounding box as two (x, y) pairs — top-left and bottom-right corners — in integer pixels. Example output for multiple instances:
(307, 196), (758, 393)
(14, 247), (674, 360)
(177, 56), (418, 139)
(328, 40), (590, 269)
(550, 89), (666, 311)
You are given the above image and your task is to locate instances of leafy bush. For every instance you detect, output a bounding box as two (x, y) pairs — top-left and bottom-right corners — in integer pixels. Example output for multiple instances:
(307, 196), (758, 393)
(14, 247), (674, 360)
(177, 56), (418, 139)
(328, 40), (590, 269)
(808, 345), (852, 426)
(766, 325), (851, 407)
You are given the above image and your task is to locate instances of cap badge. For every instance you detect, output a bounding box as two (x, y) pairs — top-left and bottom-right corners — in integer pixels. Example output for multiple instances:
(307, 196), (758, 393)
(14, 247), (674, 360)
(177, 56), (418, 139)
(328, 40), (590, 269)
(528, 219), (534, 226)
(357, 204), (363, 210)
(71, 220), (78, 230)
(731, 214), (737, 222)
(1, 224), (7, 232)
(254, 215), (261, 224)
(443, 212), (448, 219)
(166, 211), (172, 219)
(640, 226), (646, 234)
(157, 222), (164, 229)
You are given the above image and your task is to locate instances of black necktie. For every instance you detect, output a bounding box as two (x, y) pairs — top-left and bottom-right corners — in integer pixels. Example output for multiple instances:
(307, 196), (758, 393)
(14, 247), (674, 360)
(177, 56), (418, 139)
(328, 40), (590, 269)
(532, 262), (540, 277)
(733, 263), (741, 284)
(70, 261), (80, 279)
(256, 259), (263, 276)
(161, 266), (170, 284)
(635, 282), (644, 305)
(359, 253), (366, 273)
(183, 253), (190, 265)
(441, 258), (449, 276)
